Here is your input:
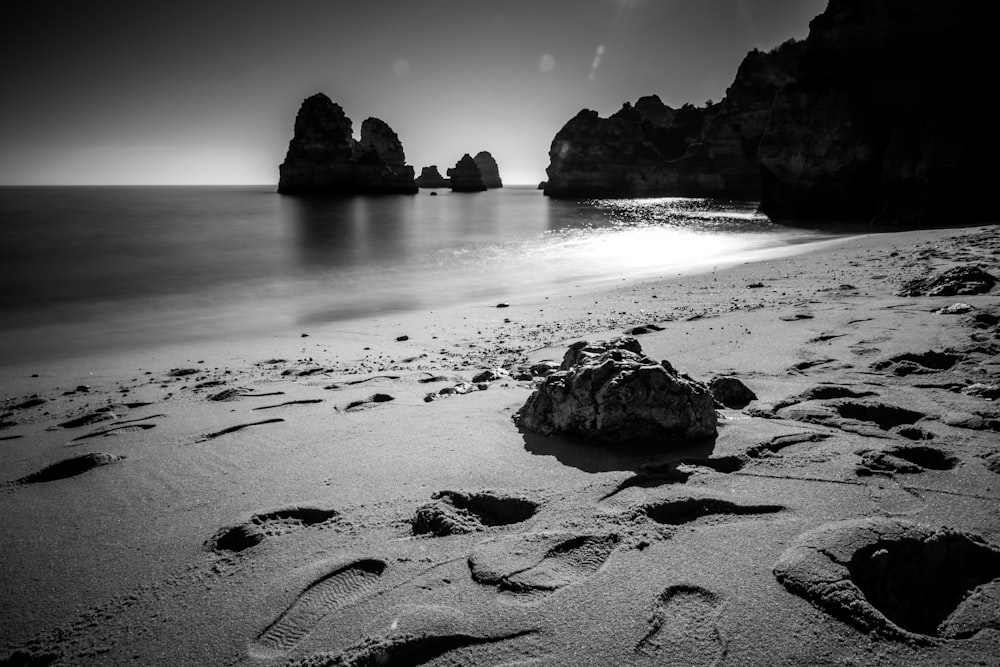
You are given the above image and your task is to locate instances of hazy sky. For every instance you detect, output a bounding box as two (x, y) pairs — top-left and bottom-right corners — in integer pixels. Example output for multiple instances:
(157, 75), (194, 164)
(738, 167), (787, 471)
(0, 0), (825, 186)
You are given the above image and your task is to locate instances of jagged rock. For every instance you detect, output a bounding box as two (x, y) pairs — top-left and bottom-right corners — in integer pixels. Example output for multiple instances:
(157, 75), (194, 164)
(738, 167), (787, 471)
(415, 165), (450, 188)
(277, 93), (417, 195)
(447, 154), (487, 192)
(513, 336), (717, 445)
(896, 265), (996, 297)
(357, 117), (406, 166)
(709, 376), (757, 409)
(473, 151), (503, 188)
(758, 0), (995, 225)
(542, 41), (801, 200)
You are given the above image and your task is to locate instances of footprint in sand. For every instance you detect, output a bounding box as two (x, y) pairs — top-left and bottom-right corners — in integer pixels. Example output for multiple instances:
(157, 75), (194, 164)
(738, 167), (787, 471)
(468, 532), (619, 603)
(635, 584), (727, 665)
(12, 452), (125, 485)
(253, 399), (324, 411)
(72, 419), (161, 441)
(251, 559), (387, 658)
(198, 417), (284, 441)
(286, 629), (538, 667)
(344, 394), (395, 412)
(641, 496), (783, 526)
(411, 490), (539, 536)
(205, 506), (340, 553)
(774, 518), (1000, 640)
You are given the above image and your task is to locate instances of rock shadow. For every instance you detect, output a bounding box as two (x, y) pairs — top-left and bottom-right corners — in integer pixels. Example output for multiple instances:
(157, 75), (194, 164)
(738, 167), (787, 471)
(521, 428), (716, 474)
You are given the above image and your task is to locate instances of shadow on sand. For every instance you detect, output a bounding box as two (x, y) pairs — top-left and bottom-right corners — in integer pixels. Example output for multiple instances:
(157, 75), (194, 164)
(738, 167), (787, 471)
(520, 428), (718, 474)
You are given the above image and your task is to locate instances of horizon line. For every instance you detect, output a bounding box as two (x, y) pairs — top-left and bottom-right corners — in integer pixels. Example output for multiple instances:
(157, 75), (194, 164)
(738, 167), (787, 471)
(0, 182), (543, 188)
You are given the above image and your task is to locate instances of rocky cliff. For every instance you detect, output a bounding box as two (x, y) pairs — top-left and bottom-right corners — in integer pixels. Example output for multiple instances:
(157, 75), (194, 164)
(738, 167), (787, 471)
(415, 165), (450, 188)
(277, 93), (417, 195)
(473, 151), (503, 188)
(447, 154), (487, 192)
(758, 0), (994, 225)
(543, 40), (799, 200)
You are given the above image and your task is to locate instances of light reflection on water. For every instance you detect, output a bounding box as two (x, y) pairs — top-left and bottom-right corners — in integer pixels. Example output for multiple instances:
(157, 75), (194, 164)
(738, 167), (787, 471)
(0, 186), (834, 363)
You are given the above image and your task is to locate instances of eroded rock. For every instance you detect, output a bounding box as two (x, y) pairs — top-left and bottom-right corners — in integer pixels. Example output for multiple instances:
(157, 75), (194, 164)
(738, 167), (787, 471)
(513, 336), (716, 445)
(896, 265), (997, 298)
(708, 376), (757, 409)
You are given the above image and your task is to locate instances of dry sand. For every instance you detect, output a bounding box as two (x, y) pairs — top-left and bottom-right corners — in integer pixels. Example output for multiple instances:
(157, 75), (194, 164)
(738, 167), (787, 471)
(1, 224), (999, 666)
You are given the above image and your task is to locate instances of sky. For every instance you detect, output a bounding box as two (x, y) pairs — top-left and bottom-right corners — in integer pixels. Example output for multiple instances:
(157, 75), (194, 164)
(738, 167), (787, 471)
(0, 0), (826, 186)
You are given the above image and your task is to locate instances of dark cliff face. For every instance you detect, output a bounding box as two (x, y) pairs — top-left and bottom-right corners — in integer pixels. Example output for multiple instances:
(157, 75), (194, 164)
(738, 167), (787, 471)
(447, 154), (487, 192)
(277, 94), (417, 195)
(473, 151), (503, 188)
(543, 46), (798, 200)
(759, 0), (995, 226)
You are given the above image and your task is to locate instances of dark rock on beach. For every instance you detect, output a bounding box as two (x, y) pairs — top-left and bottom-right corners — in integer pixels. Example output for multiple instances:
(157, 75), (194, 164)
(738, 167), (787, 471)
(277, 93), (417, 195)
(709, 376), (757, 409)
(514, 336), (717, 445)
(895, 265), (996, 298)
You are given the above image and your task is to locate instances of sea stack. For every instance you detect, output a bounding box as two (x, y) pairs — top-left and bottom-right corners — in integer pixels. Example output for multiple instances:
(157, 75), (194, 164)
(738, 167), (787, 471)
(473, 151), (503, 188)
(277, 93), (417, 195)
(415, 165), (450, 188)
(447, 154), (487, 192)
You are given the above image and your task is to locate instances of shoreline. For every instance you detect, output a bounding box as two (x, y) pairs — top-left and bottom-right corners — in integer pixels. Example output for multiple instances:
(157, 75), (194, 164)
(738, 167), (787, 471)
(2, 222), (998, 666)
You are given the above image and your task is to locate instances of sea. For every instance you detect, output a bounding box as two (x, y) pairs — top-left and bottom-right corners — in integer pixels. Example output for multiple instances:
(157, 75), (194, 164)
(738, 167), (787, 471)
(0, 186), (841, 366)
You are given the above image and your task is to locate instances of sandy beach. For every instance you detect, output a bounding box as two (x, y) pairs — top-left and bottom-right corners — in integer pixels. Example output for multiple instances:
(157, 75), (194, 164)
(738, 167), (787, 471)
(2, 223), (999, 666)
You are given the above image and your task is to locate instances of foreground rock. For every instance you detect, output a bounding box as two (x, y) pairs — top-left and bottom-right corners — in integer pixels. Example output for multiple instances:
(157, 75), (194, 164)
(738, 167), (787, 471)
(447, 154), (487, 192)
(277, 93), (417, 195)
(473, 151), (503, 188)
(758, 0), (994, 225)
(414, 165), (450, 188)
(513, 336), (717, 445)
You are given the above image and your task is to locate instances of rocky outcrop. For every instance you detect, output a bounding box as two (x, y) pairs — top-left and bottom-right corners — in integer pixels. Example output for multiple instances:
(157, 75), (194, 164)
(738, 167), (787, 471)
(543, 42), (800, 200)
(513, 336), (717, 446)
(758, 0), (995, 225)
(473, 151), (503, 188)
(447, 154), (487, 192)
(277, 93), (417, 195)
(415, 165), (450, 188)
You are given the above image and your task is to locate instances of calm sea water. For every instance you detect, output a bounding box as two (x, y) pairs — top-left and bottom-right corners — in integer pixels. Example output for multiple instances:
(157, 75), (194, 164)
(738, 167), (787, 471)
(0, 186), (834, 365)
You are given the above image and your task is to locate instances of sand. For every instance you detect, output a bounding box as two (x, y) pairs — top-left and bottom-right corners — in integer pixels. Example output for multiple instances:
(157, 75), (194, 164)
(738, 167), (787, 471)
(1, 224), (999, 666)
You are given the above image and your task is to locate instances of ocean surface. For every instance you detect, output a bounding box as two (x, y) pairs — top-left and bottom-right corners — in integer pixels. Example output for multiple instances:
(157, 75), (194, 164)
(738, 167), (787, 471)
(0, 186), (838, 365)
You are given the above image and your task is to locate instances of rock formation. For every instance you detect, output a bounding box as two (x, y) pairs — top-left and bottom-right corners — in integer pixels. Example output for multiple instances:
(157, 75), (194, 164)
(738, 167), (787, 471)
(513, 336), (717, 445)
(473, 151), (503, 188)
(277, 93), (417, 195)
(414, 165), (450, 188)
(447, 154), (487, 192)
(544, 0), (994, 227)
(543, 41), (800, 200)
(758, 0), (995, 225)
